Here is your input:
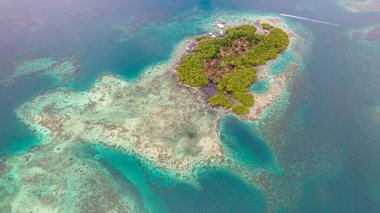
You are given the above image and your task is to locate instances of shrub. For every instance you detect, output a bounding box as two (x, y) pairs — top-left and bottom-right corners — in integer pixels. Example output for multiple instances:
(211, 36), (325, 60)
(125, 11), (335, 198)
(178, 55), (208, 87)
(217, 68), (257, 93)
(208, 94), (233, 108)
(262, 23), (273, 30)
(225, 25), (257, 41)
(231, 92), (254, 107)
(232, 105), (250, 115)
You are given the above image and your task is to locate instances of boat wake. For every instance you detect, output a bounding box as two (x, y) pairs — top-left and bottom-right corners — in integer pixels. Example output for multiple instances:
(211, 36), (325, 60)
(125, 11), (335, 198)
(280, 14), (341, 27)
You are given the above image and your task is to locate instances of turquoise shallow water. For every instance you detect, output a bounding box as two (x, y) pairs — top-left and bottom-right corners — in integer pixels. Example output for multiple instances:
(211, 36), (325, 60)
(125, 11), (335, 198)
(271, 49), (298, 75)
(85, 144), (265, 213)
(251, 80), (270, 94)
(87, 145), (169, 212)
(0, 75), (57, 154)
(1, 0), (380, 212)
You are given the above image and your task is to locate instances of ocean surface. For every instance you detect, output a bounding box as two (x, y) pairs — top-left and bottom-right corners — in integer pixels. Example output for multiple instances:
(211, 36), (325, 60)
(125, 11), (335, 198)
(1, 0), (380, 212)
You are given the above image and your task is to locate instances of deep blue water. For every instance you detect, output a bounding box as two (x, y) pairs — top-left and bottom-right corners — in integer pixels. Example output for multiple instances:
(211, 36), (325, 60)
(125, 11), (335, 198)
(1, 0), (380, 212)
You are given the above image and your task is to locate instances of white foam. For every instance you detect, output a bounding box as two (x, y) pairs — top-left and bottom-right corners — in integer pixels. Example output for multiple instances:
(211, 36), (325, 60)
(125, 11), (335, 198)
(280, 13), (341, 27)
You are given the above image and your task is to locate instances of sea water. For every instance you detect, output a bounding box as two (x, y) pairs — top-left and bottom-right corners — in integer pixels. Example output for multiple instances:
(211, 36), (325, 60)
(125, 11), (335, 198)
(1, 0), (380, 212)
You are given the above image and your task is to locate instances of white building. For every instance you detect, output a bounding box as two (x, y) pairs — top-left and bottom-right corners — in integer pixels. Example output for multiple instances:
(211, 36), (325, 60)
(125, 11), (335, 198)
(216, 23), (225, 29)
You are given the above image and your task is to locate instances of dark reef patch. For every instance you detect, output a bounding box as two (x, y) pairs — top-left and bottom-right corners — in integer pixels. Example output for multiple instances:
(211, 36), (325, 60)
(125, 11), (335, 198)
(366, 26), (380, 43)
(0, 161), (8, 176)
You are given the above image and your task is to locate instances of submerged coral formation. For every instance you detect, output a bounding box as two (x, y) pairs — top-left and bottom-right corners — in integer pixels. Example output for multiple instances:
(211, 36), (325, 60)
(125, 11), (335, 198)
(351, 25), (380, 43)
(0, 143), (140, 212)
(3, 57), (80, 85)
(16, 42), (225, 177)
(341, 0), (380, 12)
(15, 16), (300, 179)
(4, 12), (308, 212)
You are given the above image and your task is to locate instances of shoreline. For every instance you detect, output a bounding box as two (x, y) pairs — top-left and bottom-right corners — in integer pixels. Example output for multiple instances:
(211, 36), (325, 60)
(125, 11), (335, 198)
(177, 17), (300, 120)
(246, 63), (299, 120)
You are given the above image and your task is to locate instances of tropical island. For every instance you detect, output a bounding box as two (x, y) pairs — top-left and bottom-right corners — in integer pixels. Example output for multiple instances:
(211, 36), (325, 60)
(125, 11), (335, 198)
(14, 16), (302, 185)
(177, 24), (289, 115)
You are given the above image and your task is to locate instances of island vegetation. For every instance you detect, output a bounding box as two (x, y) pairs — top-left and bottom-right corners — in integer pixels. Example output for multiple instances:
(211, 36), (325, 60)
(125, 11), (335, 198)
(262, 23), (273, 30)
(178, 24), (289, 115)
(232, 105), (250, 115)
(208, 94), (233, 108)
